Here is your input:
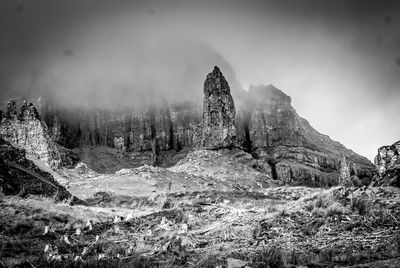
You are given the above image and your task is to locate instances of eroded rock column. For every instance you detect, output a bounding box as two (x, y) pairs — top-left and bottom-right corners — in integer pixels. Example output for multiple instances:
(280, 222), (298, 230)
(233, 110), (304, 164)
(195, 66), (236, 149)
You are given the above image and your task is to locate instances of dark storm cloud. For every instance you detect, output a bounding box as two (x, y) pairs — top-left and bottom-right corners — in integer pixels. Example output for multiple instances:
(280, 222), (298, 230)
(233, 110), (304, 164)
(0, 0), (399, 160)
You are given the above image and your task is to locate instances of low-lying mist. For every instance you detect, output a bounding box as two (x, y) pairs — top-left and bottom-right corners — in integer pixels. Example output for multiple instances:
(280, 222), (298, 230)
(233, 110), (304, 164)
(1, 36), (243, 111)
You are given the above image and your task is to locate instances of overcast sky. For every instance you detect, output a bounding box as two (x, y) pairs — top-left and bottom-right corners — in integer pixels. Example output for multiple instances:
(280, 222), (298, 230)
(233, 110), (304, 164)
(0, 0), (399, 161)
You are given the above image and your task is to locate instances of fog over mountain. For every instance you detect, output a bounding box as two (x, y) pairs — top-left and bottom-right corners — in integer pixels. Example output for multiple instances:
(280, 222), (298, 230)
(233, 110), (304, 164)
(0, 0), (400, 160)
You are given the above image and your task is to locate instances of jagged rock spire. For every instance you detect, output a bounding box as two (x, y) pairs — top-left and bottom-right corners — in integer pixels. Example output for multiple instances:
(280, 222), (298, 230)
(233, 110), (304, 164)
(195, 66), (236, 149)
(0, 100), (62, 169)
(6, 100), (18, 120)
(20, 100), (40, 121)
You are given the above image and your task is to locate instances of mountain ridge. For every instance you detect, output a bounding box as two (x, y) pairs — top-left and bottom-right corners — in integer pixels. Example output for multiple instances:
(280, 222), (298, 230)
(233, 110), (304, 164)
(0, 66), (375, 187)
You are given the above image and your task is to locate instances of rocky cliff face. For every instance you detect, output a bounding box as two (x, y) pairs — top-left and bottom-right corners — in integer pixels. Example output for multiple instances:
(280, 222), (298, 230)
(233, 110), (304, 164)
(40, 101), (201, 153)
(242, 85), (375, 186)
(10, 66), (376, 187)
(0, 100), (62, 169)
(374, 140), (400, 187)
(194, 66), (236, 149)
(0, 137), (71, 199)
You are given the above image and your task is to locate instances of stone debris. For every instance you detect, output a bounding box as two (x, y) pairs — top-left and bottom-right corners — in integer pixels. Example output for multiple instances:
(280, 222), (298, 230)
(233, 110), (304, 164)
(75, 227), (82, 236)
(125, 212), (134, 221)
(115, 168), (134, 176)
(178, 223), (188, 234)
(159, 216), (173, 231)
(43, 225), (50, 235)
(86, 219), (93, 230)
(63, 234), (71, 245)
(74, 162), (98, 178)
(227, 258), (247, 268)
(113, 215), (121, 223)
(44, 244), (50, 253)
(74, 256), (83, 262)
(82, 247), (89, 256)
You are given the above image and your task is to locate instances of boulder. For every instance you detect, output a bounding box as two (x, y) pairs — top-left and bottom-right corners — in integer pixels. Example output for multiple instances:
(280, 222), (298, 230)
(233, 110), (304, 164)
(373, 140), (400, 187)
(227, 258), (247, 268)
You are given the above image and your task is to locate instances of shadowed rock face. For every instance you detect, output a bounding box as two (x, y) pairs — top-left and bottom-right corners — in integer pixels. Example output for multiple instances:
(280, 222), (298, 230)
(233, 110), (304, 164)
(374, 140), (400, 187)
(0, 137), (71, 199)
(195, 66), (236, 149)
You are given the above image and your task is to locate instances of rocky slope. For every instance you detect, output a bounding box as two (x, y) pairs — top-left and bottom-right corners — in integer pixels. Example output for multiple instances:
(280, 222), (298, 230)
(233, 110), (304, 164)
(0, 137), (71, 199)
(374, 140), (400, 187)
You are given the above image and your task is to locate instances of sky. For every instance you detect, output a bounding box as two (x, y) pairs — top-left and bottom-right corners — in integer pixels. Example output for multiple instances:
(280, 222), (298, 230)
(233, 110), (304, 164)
(0, 0), (399, 161)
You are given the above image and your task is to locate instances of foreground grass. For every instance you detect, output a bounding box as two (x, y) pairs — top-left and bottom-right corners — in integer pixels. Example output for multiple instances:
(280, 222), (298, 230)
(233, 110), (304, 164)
(0, 186), (399, 267)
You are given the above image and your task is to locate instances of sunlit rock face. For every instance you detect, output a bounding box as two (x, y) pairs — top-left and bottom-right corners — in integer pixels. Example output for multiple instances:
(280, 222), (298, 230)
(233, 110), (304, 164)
(0, 100), (62, 169)
(244, 85), (375, 186)
(374, 140), (400, 187)
(194, 66), (237, 149)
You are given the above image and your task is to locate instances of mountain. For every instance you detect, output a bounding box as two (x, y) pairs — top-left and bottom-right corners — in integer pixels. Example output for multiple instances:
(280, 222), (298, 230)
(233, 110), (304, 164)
(239, 84), (375, 186)
(0, 66), (375, 187)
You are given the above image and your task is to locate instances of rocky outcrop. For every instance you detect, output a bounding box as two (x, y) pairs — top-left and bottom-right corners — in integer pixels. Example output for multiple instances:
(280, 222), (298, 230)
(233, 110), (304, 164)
(0, 100), (62, 169)
(0, 137), (71, 199)
(194, 66), (236, 149)
(244, 85), (375, 186)
(374, 140), (400, 187)
(16, 68), (375, 187)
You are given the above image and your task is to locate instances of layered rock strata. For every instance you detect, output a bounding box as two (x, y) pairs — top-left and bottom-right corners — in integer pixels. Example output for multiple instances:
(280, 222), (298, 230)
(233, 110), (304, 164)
(244, 85), (375, 186)
(40, 101), (201, 153)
